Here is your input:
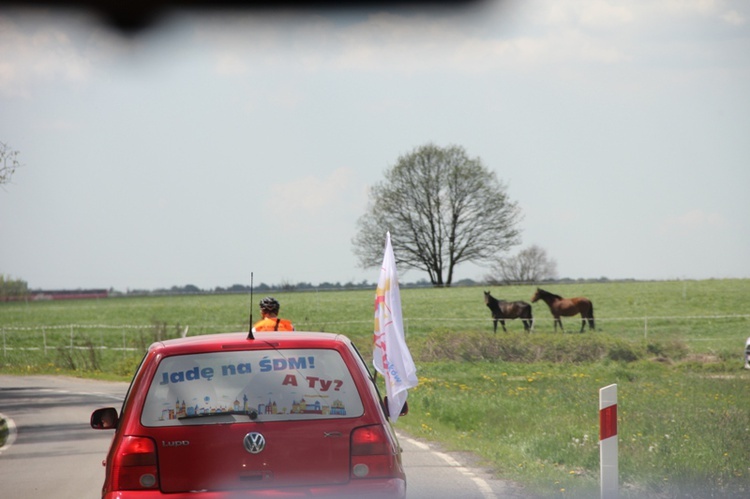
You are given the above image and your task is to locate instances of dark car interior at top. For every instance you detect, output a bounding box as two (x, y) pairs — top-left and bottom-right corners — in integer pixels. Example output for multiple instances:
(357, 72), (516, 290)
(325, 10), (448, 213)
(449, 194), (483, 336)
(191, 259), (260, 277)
(0, 0), (481, 35)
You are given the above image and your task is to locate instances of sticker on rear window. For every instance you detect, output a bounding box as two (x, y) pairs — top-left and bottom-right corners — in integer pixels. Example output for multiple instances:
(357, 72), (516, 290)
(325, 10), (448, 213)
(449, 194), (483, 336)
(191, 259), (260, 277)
(141, 349), (364, 426)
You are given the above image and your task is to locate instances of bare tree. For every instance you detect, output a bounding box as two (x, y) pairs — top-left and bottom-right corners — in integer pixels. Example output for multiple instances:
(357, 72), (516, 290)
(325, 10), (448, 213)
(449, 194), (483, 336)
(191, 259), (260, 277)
(353, 143), (522, 287)
(486, 245), (558, 285)
(0, 142), (21, 186)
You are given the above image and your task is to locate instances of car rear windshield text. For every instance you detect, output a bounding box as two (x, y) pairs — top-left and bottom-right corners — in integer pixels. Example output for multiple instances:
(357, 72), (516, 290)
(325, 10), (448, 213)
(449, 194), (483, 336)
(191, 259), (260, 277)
(141, 348), (364, 426)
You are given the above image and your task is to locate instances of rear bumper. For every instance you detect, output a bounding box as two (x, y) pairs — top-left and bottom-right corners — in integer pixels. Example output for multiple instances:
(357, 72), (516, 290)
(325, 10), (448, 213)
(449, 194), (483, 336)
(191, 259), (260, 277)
(103, 478), (406, 499)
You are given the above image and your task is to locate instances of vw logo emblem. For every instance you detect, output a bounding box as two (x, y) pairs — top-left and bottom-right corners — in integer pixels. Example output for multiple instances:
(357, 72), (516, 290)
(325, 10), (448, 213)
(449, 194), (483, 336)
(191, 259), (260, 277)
(243, 432), (266, 454)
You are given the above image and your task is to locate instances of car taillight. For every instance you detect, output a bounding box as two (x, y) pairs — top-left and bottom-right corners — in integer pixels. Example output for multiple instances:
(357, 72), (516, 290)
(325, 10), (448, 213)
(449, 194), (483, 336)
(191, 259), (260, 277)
(350, 424), (397, 479)
(111, 436), (159, 491)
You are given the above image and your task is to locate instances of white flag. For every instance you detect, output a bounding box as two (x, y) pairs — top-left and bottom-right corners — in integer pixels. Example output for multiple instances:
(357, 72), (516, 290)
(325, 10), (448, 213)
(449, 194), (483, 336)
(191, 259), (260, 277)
(373, 232), (418, 422)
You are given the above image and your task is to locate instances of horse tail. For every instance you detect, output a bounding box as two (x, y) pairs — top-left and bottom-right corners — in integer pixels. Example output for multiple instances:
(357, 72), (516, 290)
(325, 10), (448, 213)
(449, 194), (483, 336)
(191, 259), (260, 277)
(589, 302), (595, 330)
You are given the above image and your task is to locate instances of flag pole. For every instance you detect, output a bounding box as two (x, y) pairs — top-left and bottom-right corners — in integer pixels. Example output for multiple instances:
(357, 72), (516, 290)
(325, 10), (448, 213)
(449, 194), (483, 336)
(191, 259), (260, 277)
(247, 272), (255, 339)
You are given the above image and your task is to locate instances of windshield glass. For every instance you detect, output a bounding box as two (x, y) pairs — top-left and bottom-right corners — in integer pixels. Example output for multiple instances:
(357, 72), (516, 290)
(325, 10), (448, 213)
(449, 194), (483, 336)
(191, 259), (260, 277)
(141, 348), (364, 426)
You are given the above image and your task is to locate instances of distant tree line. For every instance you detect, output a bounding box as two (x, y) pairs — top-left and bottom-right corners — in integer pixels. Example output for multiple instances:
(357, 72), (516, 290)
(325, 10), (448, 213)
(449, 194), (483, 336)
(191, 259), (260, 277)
(3, 275), (621, 302)
(119, 279), (436, 296)
(114, 276), (619, 297)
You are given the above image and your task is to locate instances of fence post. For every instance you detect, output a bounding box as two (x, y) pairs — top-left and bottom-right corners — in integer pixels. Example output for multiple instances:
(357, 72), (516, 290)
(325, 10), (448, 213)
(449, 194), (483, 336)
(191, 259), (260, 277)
(43, 327), (48, 356)
(600, 384), (619, 499)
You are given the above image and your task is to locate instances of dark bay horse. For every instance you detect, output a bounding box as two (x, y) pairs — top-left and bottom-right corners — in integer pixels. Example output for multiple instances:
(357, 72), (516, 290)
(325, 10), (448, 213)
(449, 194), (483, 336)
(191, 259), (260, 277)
(484, 291), (533, 333)
(531, 288), (595, 332)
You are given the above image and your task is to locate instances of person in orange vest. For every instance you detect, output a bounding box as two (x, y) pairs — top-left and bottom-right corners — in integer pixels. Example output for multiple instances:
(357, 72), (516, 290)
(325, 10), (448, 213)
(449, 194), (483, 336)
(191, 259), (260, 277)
(252, 296), (295, 332)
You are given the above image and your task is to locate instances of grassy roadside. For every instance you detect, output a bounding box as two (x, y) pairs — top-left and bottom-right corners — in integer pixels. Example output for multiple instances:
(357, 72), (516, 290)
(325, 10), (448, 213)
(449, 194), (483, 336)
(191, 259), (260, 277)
(393, 353), (748, 498)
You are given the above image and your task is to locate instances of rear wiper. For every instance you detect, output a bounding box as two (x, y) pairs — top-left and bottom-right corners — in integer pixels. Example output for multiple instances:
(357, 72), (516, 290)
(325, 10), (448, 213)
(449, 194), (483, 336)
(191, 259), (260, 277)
(179, 409), (259, 421)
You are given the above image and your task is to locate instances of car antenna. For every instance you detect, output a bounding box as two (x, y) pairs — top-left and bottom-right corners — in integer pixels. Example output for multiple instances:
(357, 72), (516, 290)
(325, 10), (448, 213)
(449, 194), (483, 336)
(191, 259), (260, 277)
(247, 272), (255, 340)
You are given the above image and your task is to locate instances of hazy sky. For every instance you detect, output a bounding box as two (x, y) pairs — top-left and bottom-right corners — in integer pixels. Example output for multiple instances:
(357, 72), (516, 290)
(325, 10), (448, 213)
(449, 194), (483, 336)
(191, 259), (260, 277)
(1, 0), (749, 291)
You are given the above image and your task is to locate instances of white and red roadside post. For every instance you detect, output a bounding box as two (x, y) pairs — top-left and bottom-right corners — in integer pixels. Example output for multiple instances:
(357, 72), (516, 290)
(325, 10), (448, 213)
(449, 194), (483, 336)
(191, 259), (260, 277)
(599, 384), (618, 499)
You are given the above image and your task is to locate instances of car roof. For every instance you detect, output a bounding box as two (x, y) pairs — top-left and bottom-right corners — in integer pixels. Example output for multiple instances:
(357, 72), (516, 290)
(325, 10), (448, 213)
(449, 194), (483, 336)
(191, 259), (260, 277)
(147, 331), (357, 355)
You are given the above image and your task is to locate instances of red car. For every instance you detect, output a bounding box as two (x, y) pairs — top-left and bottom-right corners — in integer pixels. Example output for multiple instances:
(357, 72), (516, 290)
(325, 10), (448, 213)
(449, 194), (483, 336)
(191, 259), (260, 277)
(91, 331), (407, 498)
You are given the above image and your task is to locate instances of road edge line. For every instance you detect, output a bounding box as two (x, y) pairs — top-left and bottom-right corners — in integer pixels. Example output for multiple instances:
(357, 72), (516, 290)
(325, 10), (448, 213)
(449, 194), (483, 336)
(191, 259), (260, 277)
(396, 431), (496, 499)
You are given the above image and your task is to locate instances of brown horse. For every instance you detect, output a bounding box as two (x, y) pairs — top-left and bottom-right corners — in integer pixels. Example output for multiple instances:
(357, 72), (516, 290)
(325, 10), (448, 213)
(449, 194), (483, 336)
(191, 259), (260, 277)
(484, 291), (533, 333)
(530, 288), (595, 333)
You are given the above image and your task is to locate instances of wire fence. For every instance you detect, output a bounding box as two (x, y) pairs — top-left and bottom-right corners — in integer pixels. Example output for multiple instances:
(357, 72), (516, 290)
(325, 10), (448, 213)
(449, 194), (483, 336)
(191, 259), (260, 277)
(2, 314), (749, 360)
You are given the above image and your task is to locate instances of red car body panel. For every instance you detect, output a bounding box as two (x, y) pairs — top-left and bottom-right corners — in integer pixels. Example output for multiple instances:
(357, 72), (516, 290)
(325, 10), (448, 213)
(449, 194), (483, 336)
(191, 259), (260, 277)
(94, 332), (406, 498)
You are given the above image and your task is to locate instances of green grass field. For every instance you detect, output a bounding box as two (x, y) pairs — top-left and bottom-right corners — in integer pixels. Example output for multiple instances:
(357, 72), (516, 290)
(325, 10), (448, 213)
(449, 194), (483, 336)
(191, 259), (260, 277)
(1, 279), (749, 497)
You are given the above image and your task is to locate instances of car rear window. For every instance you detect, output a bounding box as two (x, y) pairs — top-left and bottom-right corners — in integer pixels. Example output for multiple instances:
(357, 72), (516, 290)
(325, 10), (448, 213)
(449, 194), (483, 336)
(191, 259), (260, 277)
(141, 348), (364, 426)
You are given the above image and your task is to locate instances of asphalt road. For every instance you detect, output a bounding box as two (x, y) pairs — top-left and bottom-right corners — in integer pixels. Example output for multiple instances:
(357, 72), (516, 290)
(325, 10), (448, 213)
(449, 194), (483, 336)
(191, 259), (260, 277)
(0, 375), (528, 499)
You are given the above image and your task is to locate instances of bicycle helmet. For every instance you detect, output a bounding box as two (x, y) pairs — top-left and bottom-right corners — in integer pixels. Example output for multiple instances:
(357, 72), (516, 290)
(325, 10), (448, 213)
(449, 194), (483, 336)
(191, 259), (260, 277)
(259, 296), (280, 314)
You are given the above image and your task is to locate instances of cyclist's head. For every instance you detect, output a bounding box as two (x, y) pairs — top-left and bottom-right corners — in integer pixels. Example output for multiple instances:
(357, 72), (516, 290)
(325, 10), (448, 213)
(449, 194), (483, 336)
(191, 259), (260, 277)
(259, 297), (280, 315)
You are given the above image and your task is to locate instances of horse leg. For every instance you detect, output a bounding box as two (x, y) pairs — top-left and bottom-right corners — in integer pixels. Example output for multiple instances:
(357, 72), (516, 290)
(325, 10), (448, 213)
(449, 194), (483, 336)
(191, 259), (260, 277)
(520, 307), (531, 332)
(493, 318), (498, 333)
(555, 316), (564, 333)
(580, 317), (585, 333)
(523, 311), (532, 332)
(500, 319), (507, 333)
